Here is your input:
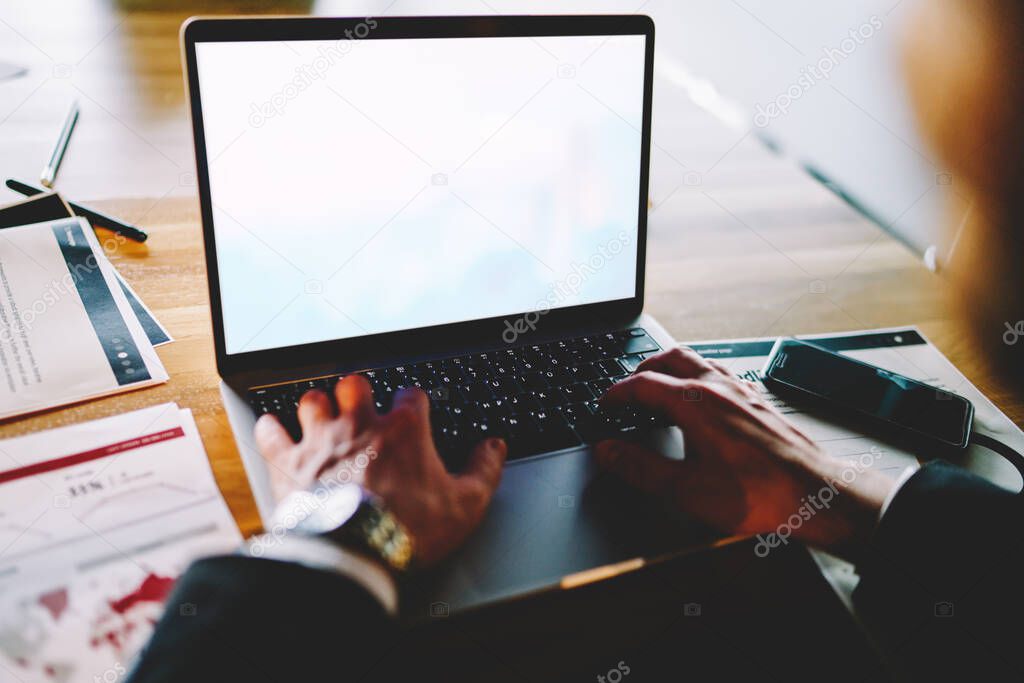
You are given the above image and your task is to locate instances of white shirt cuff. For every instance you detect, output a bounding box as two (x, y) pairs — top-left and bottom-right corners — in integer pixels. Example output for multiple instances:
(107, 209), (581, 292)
(877, 465), (920, 523)
(245, 534), (398, 615)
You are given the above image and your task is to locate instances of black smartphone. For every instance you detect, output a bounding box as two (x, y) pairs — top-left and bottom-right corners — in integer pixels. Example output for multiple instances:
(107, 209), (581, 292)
(762, 337), (974, 450)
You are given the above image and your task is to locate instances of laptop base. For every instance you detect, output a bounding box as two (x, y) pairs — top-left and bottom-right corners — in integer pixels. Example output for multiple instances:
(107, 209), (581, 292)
(222, 313), (729, 611)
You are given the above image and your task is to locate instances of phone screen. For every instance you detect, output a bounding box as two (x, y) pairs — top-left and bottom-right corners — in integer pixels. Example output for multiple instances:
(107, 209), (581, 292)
(764, 339), (973, 447)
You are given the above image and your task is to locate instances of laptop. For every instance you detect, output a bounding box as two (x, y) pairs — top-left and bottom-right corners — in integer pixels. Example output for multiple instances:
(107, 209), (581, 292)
(182, 15), (720, 611)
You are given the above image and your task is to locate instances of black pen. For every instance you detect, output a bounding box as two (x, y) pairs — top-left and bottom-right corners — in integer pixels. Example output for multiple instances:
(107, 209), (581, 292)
(5, 178), (148, 242)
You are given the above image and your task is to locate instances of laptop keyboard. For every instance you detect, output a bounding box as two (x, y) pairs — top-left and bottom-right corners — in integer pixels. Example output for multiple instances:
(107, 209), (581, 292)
(248, 327), (666, 470)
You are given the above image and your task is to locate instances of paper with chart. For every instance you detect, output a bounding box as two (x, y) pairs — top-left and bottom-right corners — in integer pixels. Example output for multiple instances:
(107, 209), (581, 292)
(0, 217), (168, 420)
(0, 403), (241, 682)
(687, 327), (1024, 490)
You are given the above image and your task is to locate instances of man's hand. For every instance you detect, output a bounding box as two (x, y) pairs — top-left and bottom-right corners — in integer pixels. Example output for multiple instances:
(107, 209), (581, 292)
(253, 375), (507, 566)
(595, 348), (895, 557)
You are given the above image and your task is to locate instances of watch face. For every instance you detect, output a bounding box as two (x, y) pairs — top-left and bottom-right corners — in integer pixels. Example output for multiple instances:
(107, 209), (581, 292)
(274, 483), (363, 534)
(317, 483), (363, 530)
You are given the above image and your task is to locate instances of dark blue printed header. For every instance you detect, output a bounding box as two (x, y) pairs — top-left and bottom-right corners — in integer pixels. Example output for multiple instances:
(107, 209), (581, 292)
(52, 220), (150, 386)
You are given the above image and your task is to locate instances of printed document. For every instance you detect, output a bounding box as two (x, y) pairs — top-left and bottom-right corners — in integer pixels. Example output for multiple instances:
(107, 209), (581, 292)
(0, 403), (241, 681)
(0, 218), (168, 420)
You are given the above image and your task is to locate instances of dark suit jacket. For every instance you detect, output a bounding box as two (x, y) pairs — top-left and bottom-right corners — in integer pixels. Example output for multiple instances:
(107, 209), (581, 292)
(127, 461), (1022, 682)
(125, 554), (395, 682)
(854, 461), (1024, 681)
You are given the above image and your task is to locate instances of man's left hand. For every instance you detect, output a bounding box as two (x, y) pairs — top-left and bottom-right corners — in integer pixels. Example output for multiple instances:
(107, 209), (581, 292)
(253, 375), (507, 566)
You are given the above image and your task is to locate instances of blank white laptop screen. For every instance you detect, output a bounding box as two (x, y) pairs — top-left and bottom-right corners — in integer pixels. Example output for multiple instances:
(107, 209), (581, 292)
(194, 35), (646, 355)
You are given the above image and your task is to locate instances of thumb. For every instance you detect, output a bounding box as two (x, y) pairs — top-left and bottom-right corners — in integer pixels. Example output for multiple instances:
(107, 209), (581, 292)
(254, 413), (294, 458)
(456, 438), (507, 514)
(594, 439), (679, 498)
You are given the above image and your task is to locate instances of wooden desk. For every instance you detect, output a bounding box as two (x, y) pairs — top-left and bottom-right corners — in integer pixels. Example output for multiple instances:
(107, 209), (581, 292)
(1, 1), (1022, 541)
(5, 6), (1024, 681)
(1, 189), (1020, 540)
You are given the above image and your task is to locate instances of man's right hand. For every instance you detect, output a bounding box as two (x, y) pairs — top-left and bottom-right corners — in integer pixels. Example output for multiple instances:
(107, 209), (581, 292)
(595, 348), (895, 558)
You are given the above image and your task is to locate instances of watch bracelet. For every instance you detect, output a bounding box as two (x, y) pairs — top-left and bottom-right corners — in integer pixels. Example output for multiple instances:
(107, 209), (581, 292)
(339, 498), (414, 573)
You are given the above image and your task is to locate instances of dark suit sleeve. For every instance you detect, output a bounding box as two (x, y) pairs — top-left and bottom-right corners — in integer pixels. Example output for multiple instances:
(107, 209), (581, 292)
(854, 461), (1024, 681)
(126, 555), (396, 682)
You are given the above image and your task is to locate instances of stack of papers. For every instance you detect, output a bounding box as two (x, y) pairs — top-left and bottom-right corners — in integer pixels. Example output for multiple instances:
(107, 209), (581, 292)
(0, 217), (169, 419)
(0, 403), (241, 681)
(0, 192), (173, 349)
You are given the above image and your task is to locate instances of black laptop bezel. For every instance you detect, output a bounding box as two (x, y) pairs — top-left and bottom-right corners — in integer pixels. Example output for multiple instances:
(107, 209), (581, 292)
(182, 15), (655, 378)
